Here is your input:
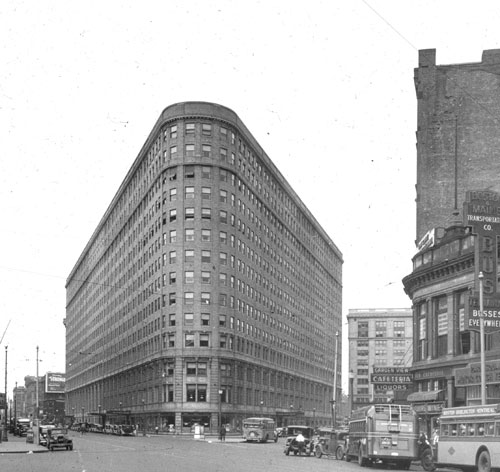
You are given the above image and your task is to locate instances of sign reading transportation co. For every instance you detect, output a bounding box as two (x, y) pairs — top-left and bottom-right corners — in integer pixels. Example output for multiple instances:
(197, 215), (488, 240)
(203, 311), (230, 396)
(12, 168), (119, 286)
(463, 190), (500, 332)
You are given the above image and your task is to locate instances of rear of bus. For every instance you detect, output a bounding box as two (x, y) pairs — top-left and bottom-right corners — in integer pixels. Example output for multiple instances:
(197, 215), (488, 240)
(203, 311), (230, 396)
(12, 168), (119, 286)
(369, 404), (419, 466)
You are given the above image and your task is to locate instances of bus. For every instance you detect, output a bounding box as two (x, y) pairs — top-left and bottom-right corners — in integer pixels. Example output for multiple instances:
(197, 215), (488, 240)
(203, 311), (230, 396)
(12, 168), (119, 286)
(346, 403), (419, 469)
(242, 417), (277, 443)
(425, 403), (500, 472)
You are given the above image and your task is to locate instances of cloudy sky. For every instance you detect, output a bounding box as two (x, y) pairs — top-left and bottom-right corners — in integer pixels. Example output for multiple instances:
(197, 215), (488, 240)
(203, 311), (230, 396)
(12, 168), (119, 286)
(1, 0), (499, 392)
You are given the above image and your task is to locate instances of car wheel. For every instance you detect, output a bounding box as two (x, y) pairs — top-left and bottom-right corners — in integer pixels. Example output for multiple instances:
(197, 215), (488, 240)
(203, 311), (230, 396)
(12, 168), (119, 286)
(315, 447), (323, 458)
(336, 446), (345, 460)
(477, 450), (491, 472)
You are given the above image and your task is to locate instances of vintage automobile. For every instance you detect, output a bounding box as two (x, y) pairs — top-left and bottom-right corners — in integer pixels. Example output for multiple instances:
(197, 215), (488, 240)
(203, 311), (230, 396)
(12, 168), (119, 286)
(46, 428), (73, 451)
(39, 424), (56, 446)
(283, 425), (315, 456)
(314, 429), (349, 459)
(14, 418), (31, 437)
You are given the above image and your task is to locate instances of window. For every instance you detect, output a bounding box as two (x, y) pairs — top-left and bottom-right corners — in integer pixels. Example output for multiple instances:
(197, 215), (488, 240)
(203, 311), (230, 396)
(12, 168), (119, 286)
(220, 210), (228, 224)
(185, 165), (195, 179)
(185, 144), (195, 157)
(200, 334), (209, 347)
(169, 314), (176, 326)
(170, 125), (178, 139)
(169, 250), (176, 264)
(170, 146), (177, 158)
(219, 293), (227, 306)
(220, 190), (227, 203)
(168, 167), (177, 181)
(202, 166), (211, 179)
(168, 334), (175, 347)
(220, 127), (228, 140)
(394, 321), (405, 338)
(186, 384), (206, 402)
(201, 271), (211, 284)
(184, 270), (194, 284)
(185, 334), (195, 347)
(219, 273), (227, 285)
(169, 293), (176, 306)
(202, 144), (211, 158)
(220, 169), (228, 182)
(201, 208), (211, 220)
(358, 321), (368, 338)
(220, 148), (227, 162)
(220, 335), (227, 348)
(201, 313), (210, 326)
(201, 187), (211, 200)
(169, 188), (177, 201)
(201, 250), (211, 263)
(436, 296), (448, 357)
(201, 229), (211, 242)
(201, 293), (211, 305)
(185, 207), (195, 220)
(375, 321), (387, 337)
(219, 252), (227, 265)
(169, 229), (177, 243)
(169, 272), (176, 284)
(169, 209), (177, 222)
(185, 123), (195, 135)
(219, 231), (227, 244)
(184, 292), (194, 305)
(185, 186), (195, 199)
(184, 313), (194, 326)
(185, 228), (195, 242)
(185, 249), (194, 262)
(219, 314), (226, 327)
(202, 123), (212, 136)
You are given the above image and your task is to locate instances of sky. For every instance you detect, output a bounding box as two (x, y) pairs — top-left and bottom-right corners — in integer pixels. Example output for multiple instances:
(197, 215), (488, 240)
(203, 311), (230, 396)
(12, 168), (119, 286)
(1, 0), (500, 395)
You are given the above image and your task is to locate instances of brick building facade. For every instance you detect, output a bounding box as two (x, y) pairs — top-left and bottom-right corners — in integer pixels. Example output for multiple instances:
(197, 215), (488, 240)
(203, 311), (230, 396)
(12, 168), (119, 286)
(65, 102), (343, 432)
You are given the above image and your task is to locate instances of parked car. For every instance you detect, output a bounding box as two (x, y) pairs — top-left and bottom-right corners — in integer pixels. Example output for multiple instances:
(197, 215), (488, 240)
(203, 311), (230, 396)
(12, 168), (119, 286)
(314, 429), (349, 459)
(46, 428), (73, 451)
(14, 418), (31, 437)
(283, 426), (315, 456)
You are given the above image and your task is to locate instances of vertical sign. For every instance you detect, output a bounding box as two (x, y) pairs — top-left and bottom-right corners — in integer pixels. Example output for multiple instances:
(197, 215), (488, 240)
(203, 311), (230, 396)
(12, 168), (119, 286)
(464, 190), (500, 331)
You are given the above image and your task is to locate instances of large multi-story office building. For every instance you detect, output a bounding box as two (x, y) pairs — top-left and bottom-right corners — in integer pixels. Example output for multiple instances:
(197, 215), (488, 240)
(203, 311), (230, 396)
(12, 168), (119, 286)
(346, 308), (412, 413)
(404, 49), (500, 432)
(65, 102), (343, 432)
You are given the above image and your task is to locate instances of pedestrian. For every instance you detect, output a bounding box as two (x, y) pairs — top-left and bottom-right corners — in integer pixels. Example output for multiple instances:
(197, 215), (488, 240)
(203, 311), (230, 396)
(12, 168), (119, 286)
(155, 426), (159, 435)
(219, 425), (226, 441)
(296, 432), (305, 455)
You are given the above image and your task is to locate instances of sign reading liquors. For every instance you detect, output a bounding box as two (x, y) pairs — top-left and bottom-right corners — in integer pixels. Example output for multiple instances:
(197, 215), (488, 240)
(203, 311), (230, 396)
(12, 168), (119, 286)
(464, 190), (500, 332)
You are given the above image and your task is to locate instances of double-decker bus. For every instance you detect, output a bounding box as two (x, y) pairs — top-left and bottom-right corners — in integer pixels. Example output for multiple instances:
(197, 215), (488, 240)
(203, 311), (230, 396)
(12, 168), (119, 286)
(242, 417), (277, 443)
(425, 403), (500, 472)
(346, 403), (419, 469)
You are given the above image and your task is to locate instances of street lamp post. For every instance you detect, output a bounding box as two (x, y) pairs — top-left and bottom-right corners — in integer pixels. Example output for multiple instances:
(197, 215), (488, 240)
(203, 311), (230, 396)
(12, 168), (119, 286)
(3, 345), (8, 442)
(313, 408), (316, 429)
(218, 390), (223, 429)
(142, 399), (146, 436)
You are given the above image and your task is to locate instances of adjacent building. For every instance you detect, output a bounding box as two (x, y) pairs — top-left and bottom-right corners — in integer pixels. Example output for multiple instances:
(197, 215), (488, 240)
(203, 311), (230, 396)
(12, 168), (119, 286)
(347, 308), (412, 412)
(65, 102), (343, 432)
(404, 49), (500, 432)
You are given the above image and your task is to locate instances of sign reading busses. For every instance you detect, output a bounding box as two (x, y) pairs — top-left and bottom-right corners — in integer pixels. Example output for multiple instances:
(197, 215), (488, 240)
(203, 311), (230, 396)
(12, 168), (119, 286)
(464, 190), (500, 333)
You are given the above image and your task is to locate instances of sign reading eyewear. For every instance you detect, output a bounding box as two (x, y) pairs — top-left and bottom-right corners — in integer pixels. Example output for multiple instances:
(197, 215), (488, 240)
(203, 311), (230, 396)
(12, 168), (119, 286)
(464, 190), (500, 332)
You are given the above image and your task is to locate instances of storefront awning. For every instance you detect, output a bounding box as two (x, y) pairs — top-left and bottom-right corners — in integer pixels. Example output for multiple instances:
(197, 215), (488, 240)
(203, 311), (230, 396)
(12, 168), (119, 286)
(407, 390), (444, 402)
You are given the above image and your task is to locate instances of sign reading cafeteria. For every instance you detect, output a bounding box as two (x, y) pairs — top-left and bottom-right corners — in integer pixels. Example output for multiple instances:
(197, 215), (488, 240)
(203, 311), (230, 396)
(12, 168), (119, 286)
(463, 190), (500, 332)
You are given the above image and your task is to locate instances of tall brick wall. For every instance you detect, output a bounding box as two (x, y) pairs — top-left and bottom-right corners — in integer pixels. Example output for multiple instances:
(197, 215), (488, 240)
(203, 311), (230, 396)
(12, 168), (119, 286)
(414, 49), (500, 244)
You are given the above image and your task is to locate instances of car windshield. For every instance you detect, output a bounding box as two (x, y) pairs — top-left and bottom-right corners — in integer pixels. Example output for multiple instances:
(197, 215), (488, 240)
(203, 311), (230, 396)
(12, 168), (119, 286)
(52, 429), (67, 435)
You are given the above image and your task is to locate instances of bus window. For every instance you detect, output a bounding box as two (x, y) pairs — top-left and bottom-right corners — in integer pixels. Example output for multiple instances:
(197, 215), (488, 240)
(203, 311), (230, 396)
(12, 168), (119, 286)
(478, 423), (485, 436)
(467, 424), (475, 436)
(459, 424), (466, 436)
(495, 422), (500, 436)
(450, 424), (457, 436)
(486, 422), (495, 436)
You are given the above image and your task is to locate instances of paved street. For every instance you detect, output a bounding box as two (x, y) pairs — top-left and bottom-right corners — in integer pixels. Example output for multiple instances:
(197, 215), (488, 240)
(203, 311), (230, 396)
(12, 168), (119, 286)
(0, 432), (427, 472)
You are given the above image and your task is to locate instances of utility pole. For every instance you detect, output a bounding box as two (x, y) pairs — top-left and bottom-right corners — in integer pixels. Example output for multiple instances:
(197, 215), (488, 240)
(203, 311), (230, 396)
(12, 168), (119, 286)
(332, 331), (339, 429)
(2, 346), (8, 441)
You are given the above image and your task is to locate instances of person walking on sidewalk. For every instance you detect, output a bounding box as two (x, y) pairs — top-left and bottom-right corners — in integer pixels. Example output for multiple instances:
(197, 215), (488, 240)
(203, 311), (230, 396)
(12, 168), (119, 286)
(219, 425), (226, 441)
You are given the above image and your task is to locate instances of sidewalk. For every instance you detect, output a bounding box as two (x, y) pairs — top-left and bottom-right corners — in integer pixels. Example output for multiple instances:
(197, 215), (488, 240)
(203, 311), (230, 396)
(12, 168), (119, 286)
(0, 435), (48, 454)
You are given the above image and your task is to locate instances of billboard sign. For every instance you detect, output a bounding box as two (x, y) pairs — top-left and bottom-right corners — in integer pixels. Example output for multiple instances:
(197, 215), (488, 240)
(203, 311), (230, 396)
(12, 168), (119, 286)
(45, 372), (65, 393)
